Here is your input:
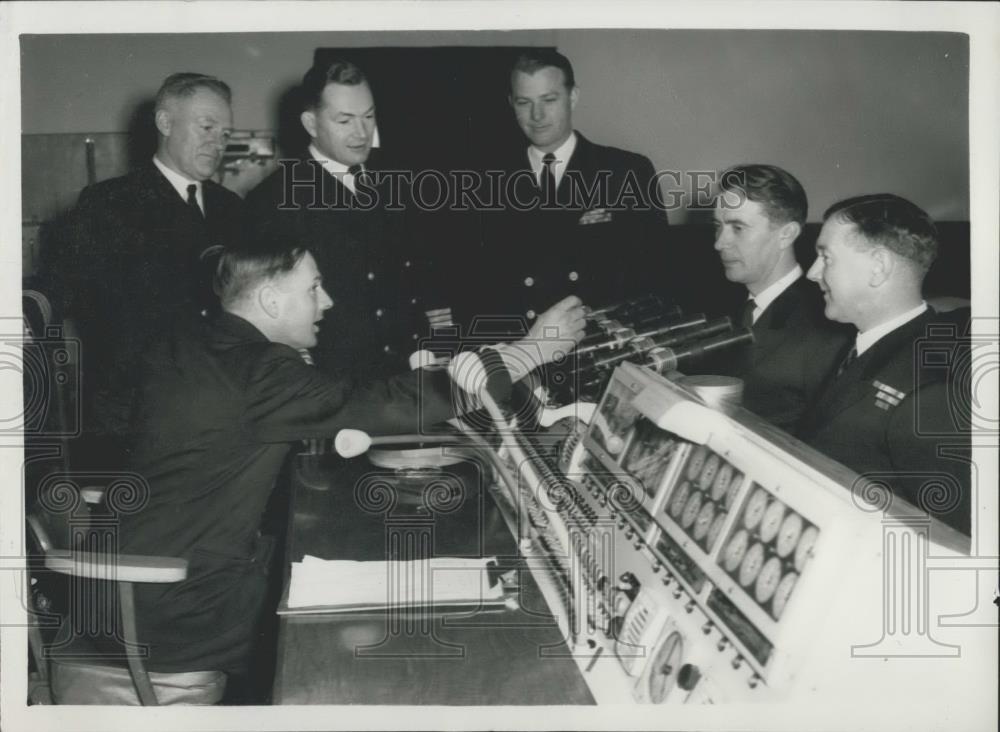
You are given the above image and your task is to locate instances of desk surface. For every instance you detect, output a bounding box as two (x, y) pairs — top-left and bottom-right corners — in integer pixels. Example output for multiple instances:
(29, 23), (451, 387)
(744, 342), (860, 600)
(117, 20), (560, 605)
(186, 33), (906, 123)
(272, 451), (594, 705)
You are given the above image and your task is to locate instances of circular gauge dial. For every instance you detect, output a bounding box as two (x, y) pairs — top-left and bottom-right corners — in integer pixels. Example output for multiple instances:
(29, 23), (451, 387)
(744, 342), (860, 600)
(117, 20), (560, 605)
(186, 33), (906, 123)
(706, 511), (728, 550)
(669, 481), (691, 519)
(772, 571), (799, 620)
(686, 446), (708, 481)
(723, 529), (749, 572)
(794, 526), (819, 572)
(776, 513), (804, 558)
(742, 487), (768, 530)
(711, 462), (734, 502)
(681, 490), (703, 530)
(693, 500), (715, 542)
(697, 454), (721, 490)
(647, 632), (684, 704)
(724, 472), (743, 510)
(755, 556), (784, 604)
(738, 542), (766, 587)
(759, 499), (786, 544)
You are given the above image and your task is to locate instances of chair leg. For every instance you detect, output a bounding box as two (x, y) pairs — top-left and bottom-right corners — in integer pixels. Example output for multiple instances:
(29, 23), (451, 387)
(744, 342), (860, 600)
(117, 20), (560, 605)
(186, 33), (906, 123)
(118, 582), (159, 705)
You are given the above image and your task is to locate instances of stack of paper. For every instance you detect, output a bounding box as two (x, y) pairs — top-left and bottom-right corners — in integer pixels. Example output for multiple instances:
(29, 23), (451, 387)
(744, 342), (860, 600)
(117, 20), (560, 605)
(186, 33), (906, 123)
(284, 555), (504, 612)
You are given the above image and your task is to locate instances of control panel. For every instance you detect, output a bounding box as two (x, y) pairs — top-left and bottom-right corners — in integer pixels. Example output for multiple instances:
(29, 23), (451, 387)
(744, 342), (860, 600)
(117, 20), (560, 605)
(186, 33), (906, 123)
(471, 360), (974, 705)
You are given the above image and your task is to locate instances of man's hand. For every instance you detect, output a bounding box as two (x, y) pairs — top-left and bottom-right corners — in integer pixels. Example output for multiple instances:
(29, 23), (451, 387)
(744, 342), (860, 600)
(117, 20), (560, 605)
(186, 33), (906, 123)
(488, 296), (587, 382)
(526, 295), (587, 364)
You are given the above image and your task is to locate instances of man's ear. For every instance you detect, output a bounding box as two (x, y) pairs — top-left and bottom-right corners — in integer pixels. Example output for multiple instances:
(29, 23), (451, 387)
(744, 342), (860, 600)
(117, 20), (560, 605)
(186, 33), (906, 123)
(777, 221), (802, 251)
(869, 247), (893, 287)
(569, 85), (580, 111)
(257, 284), (281, 319)
(154, 108), (172, 137)
(300, 109), (317, 139)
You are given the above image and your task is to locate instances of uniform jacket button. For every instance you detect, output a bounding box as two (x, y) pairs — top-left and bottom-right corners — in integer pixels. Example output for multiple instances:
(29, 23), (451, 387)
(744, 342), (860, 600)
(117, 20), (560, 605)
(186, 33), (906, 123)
(524, 277), (534, 287)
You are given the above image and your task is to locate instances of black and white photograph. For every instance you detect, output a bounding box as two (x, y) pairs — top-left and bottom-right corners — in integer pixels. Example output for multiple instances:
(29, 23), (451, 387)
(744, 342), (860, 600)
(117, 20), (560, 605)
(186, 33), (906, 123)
(1, 2), (997, 730)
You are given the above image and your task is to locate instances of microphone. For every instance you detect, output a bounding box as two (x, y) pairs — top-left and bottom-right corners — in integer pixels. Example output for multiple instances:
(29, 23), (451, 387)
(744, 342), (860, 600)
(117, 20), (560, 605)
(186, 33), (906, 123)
(334, 428), (372, 458)
(333, 429), (464, 458)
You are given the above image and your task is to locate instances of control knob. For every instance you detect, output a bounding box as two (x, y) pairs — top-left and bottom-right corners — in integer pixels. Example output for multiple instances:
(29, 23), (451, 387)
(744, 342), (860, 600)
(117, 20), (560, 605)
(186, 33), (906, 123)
(618, 571), (640, 601)
(677, 663), (702, 692)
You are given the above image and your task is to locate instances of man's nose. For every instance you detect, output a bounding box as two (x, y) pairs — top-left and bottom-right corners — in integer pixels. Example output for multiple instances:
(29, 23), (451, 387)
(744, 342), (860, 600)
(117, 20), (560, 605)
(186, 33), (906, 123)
(713, 231), (727, 251)
(806, 258), (822, 281)
(350, 118), (369, 139)
(530, 103), (544, 122)
(319, 287), (334, 310)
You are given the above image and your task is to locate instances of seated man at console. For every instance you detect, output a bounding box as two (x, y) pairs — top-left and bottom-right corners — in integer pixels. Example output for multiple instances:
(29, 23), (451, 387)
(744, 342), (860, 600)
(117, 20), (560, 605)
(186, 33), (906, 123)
(98, 236), (585, 700)
(711, 164), (851, 430)
(798, 194), (971, 536)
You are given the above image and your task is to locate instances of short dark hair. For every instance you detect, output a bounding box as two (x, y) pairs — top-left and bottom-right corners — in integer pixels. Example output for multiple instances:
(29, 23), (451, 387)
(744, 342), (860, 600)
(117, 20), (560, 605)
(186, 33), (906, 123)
(154, 72), (231, 112)
(823, 194), (938, 272)
(301, 60), (369, 111)
(510, 49), (576, 90)
(718, 164), (808, 228)
(214, 235), (310, 309)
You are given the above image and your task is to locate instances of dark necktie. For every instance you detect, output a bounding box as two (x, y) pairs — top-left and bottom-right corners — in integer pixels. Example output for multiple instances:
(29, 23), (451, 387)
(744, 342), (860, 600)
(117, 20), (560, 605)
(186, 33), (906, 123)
(348, 164), (372, 189)
(836, 345), (859, 377)
(740, 298), (757, 329)
(186, 183), (202, 217)
(540, 153), (557, 205)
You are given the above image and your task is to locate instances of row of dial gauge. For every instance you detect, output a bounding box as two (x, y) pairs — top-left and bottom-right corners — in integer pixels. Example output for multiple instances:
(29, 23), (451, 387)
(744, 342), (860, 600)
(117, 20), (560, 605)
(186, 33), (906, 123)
(615, 438), (821, 623)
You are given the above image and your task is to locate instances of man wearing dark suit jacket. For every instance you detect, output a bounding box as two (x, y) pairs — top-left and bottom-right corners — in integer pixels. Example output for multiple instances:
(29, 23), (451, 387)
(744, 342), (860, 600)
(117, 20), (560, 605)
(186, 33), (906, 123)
(798, 194), (971, 536)
(246, 60), (428, 379)
(53, 72), (244, 444)
(710, 164), (851, 431)
(102, 237), (585, 690)
(476, 49), (668, 336)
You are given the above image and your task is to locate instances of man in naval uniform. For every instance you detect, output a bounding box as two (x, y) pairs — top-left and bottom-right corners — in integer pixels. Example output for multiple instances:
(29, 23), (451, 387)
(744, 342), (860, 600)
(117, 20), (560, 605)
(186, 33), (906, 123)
(246, 60), (427, 379)
(52, 72), (244, 449)
(710, 164), (851, 431)
(476, 49), (668, 337)
(95, 236), (586, 699)
(798, 194), (971, 536)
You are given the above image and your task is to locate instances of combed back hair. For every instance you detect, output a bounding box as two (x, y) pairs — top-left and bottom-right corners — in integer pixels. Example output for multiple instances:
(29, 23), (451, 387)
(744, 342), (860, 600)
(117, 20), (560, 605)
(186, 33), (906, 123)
(154, 72), (232, 112)
(301, 60), (368, 111)
(824, 194), (939, 272)
(214, 237), (309, 310)
(718, 164), (808, 228)
(510, 49), (576, 90)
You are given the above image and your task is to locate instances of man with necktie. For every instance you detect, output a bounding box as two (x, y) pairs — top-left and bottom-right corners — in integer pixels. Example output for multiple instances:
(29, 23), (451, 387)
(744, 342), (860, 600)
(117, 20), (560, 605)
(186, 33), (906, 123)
(710, 164), (851, 431)
(477, 49), (668, 337)
(798, 194), (971, 536)
(51, 72), (244, 451)
(246, 60), (428, 379)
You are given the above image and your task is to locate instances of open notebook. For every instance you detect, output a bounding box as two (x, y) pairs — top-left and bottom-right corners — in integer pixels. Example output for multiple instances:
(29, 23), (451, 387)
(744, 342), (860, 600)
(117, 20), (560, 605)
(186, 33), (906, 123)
(278, 555), (506, 615)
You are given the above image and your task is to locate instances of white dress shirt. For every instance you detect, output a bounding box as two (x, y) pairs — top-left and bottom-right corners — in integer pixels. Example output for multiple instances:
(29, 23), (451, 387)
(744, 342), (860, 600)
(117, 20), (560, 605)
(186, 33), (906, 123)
(745, 265), (803, 325)
(153, 155), (203, 213)
(855, 302), (928, 356)
(309, 143), (363, 195)
(527, 131), (577, 188)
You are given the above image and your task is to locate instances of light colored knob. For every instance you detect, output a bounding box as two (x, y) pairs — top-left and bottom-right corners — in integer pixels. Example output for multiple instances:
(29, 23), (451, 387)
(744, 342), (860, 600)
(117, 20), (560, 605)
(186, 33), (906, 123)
(334, 429), (372, 458)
